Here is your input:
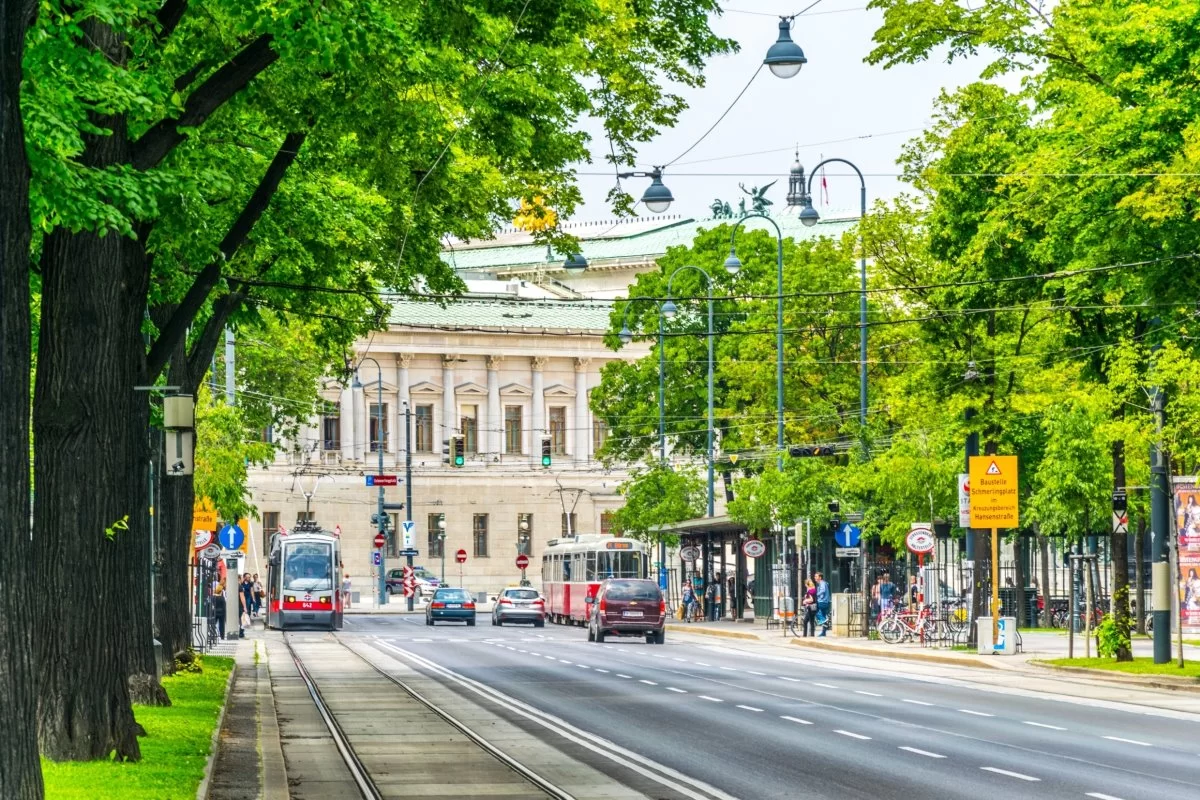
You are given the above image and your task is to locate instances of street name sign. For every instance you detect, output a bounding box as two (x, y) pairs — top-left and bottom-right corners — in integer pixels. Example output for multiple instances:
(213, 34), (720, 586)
(968, 455), (1019, 528)
(365, 475), (399, 486)
(835, 547), (860, 558)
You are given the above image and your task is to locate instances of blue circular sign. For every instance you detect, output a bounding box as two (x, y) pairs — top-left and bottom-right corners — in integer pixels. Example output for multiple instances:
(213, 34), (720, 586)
(834, 523), (861, 548)
(218, 524), (245, 550)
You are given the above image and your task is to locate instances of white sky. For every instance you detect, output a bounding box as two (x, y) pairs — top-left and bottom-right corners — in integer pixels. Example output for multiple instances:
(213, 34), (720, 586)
(572, 1), (989, 222)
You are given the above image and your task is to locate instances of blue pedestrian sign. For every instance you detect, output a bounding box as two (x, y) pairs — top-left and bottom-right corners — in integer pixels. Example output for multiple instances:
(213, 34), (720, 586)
(372, 551), (381, 566)
(218, 523), (245, 551)
(834, 523), (861, 548)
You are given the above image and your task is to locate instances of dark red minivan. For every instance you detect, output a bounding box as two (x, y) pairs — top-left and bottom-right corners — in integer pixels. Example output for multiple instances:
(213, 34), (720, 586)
(586, 579), (666, 644)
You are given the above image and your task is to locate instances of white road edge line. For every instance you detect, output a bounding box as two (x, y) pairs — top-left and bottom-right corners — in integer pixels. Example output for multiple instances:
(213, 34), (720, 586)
(1103, 736), (1151, 747)
(834, 730), (871, 740)
(1023, 721), (1066, 730)
(899, 746), (945, 759)
(981, 767), (1040, 781)
(959, 709), (994, 717)
(736, 705), (763, 712)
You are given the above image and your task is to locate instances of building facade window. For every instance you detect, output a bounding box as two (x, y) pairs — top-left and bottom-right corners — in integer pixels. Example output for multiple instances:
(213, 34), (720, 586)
(504, 405), (523, 454)
(517, 513), (533, 556)
(549, 406), (567, 454)
(262, 511), (279, 560)
(592, 418), (608, 454)
(561, 512), (577, 537)
(260, 425), (274, 444)
(296, 511), (314, 523)
(473, 514), (489, 558)
(322, 403), (341, 450)
(461, 404), (478, 453)
(388, 513), (399, 558)
(428, 514), (445, 558)
(600, 511), (617, 537)
(415, 405), (434, 451)
(368, 403), (389, 453)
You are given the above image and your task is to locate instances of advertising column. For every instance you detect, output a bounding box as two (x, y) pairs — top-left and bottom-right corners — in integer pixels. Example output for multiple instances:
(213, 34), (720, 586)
(1173, 479), (1200, 635)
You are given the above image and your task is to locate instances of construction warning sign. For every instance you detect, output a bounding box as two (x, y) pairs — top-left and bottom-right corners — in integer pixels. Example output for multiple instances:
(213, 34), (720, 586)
(968, 455), (1019, 528)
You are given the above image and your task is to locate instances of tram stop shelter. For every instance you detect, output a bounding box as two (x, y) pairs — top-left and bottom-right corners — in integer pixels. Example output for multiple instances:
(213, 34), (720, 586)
(652, 515), (784, 622)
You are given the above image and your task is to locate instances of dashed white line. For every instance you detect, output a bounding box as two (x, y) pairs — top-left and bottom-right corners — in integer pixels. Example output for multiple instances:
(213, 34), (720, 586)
(834, 730), (871, 740)
(747, 670), (766, 676)
(813, 682), (838, 689)
(639, 680), (659, 686)
(694, 662), (711, 667)
(1023, 721), (1066, 730)
(667, 687), (687, 693)
(1085, 793), (1125, 800)
(651, 654), (666, 659)
(1103, 736), (1151, 747)
(899, 746), (945, 759)
(902, 698), (933, 706)
(855, 691), (883, 697)
(593, 668), (610, 673)
(545, 656), (558, 661)
(673, 658), (687, 662)
(576, 664), (590, 670)
(780, 716), (812, 725)
(778, 676), (802, 682)
(697, 695), (724, 703)
(411, 638), (432, 642)
(736, 705), (763, 712)
(981, 767), (1039, 781)
(719, 666), (738, 671)
(529, 651), (540, 656)
(558, 659), (572, 664)
(617, 674), (632, 679)
(959, 709), (994, 717)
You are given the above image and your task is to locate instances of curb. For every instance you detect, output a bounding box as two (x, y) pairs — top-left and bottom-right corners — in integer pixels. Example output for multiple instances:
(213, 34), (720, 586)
(1030, 661), (1200, 692)
(196, 660), (238, 800)
(665, 624), (761, 641)
(789, 638), (998, 670)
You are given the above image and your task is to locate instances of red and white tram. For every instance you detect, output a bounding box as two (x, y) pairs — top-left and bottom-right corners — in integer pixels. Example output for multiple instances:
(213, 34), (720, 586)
(266, 522), (344, 631)
(541, 534), (649, 625)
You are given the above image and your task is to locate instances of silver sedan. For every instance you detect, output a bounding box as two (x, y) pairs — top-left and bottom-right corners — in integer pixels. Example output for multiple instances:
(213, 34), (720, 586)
(491, 587), (546, 627)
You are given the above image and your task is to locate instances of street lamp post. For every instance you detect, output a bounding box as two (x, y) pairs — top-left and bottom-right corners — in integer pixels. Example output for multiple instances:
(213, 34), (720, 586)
(354, 357), (387, 607)
(798, 159), (869, 429)
(437, 517), (447, 584)
(722, 215), (785, 467)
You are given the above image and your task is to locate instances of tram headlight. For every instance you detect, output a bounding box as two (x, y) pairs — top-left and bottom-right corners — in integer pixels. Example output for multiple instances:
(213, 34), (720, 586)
(285, 595), (295, 603)
(320, 596), (330, 604)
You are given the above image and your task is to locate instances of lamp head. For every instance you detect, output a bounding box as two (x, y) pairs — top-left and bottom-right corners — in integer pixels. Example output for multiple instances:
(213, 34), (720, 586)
(799, 198), (820, 228)
(563, 253), (588, 273)
(618, 324), (633, 345)
(641, 168), (674, 214)
(351, 370), (363, 388)
(661, 299), (678, 319)
(724, 250), (742, 276)
(764, 17), (807, 79)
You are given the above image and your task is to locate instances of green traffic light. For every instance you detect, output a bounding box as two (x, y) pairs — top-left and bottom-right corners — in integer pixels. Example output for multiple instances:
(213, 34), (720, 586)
(454, 454), (464, 467)
(541, 455), (551, 467)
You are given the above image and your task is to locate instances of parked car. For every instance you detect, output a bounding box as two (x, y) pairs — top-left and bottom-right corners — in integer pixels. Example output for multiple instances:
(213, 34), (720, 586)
(426, 587), (476, 626)
(586, 578), (666, 644)
(492, 587), (546, 627)
(386, 567), (439, 597)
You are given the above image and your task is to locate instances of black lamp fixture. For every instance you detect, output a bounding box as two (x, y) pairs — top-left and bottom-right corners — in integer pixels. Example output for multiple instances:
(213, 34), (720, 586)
(562, 253), (588, 272)
(617, 166), (674, 214)
(764, 17), (808, 79)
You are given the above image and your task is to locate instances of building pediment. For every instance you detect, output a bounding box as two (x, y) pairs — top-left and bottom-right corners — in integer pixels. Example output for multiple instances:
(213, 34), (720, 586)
(455, 381), (488, 396)
(409, 380), (443, 395)
(500, 382), (532, 397)
(543, 383), (577, 398)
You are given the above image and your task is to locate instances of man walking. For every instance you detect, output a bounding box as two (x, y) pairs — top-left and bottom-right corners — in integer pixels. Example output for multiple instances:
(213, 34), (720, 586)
(815, 572), (831, 636)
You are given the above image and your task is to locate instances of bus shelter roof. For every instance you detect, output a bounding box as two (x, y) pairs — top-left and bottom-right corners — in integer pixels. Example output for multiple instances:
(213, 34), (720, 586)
(651, 515), (748, 542)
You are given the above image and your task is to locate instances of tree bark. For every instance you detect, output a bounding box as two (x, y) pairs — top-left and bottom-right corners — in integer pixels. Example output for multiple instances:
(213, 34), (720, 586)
(0, 0), (45, 793)
(1013, 533), (1026, 629)
(1038, 532), (1050, 628)
(1112, 440), (1132, 661)
(33, 17), (149, 762)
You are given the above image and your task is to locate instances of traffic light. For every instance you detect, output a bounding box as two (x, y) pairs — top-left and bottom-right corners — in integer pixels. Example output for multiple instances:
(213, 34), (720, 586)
(541, 436), (552, 467)
(442, 437), (451, 464)
(788, 445), (836, 458)
(452, 435), (465, 467)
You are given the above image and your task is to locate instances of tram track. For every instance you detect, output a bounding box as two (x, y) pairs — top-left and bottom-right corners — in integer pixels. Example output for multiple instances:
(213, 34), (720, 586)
(283, 632), (571, 800)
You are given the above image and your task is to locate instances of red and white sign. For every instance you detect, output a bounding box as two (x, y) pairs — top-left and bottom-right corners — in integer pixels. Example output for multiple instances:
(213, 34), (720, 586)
(958, 473), (970, 528)
(515, 554), (530, 570)
(742, 539), (766, 559)
(455, 548), (468, 564)
(906, 525), (935, 555)
(194, 530), (215, 551)
(373, 532), (386, 548)
(334, 525), (342, 537)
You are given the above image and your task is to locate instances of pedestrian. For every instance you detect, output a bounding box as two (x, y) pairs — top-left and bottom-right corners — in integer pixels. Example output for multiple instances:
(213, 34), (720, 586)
(238, 585), (249, 639)
(252, 573), (264, 616)
(727, 575), (737, 620)
(712, 579), (723, 621)
(879, 572), (896, 615)
(704, 580), (716, 621)
(870, 577), (881, 622)
(815, 572), (831, 636)
(212, 580), (227, 640)
(342, 573), (352, 609)
(681, 583), (696, 622)
(802, 578), (817, 636)
(908, 575), (919, 607)
(240, 573), (255, 625)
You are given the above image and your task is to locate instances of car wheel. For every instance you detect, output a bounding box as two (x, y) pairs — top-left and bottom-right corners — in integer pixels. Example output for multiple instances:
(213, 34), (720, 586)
(654, 630), (665, 645)
(594, 626), (606, 643)
(467, 618), (475, 627)
(385, 585), (394, 596)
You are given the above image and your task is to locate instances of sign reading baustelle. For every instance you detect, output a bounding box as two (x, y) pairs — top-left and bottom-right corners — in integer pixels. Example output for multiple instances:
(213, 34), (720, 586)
(968, 456), (1019, 528)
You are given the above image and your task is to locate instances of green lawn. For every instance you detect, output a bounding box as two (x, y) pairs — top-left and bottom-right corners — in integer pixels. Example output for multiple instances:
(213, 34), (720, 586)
(43, 656), (234, 800)
(1041, 656), (1200, 679)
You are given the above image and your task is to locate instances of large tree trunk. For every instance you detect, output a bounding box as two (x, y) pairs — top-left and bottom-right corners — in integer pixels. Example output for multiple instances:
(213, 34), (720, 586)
(1038, 531), (1050, 628)
(33, 16), (150, 760)
(1112, 441), (1132, 661)
(0, 0), (45, 794)
(126, 393), (168, 707)
(1135, 513), (1146, 635)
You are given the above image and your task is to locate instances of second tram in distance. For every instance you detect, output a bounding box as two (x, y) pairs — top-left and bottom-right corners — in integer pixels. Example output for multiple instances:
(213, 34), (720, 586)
(540, 534), (650, 625)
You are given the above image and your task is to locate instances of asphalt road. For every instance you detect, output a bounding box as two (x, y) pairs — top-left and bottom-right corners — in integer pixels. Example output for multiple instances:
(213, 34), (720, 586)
(342, 615), (1199, 800)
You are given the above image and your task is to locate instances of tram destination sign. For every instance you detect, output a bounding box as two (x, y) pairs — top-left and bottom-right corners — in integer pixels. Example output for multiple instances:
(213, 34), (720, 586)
(968, 455), (1019, 528)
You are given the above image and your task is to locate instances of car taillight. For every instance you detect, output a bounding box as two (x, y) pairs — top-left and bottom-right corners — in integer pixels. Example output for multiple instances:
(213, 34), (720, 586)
(599, 597), (606, 613)
(463, 601), (475, 609)
(533, 598), (544, 607)
(431, 602), (445, 609)
(659, 598), (666, 615)
(499, 597), (512, 605)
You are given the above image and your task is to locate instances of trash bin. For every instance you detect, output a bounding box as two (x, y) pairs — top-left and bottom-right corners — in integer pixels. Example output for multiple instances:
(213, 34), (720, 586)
(976, 616), (1018, 655)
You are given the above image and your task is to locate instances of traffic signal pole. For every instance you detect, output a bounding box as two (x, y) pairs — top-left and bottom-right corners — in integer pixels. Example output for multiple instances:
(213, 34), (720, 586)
(1150, 387), (1171, 663)
(405, 402), (414, 612)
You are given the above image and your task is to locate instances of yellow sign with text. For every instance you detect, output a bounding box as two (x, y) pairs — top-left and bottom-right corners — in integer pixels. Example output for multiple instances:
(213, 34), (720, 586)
(968, 455), (1019, 528)
(192, 510), (218, 531)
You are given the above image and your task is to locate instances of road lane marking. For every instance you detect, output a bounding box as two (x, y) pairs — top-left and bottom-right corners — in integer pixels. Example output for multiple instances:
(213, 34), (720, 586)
(736, 705), (763, 712)
(694, 662), (711, 667)
(617, 674), (632, 679)
(1085, 794), (1125, 800)
(780, 716), (812, 725)
(639, 680), (659, 686)
(855, 691), (883, 697)
(412, 638), (432, 642)
(577, 665), (590, 669)
(698, 695), (723, 703)
(720, 666), (738, 671)
(899, 746), (945, 759)
(1023, 721), (1066, 730)
(778, 676), (802, 682)
(545, 656), (557, 660)
(981, 767), (1039, 781)
(673, 658), (688, 662)
(594, 668), (610, 673)
(813, 682), (838, 689)
(747, 670), (766, 676)
(834, 730), (870, 740)
(1103, 736), (1151, 746)
(667, 687), (687, 693)
(901, 698), (932, 706)
(959, 709), (994, 717)
(559, 659), (572, 664)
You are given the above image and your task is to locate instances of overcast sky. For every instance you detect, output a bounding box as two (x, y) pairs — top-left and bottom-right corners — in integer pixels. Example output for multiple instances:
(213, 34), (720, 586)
(571, 1), (989, 222)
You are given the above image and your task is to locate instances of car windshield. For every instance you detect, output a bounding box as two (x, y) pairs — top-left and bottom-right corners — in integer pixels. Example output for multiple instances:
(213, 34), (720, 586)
(435, 589), (470, 601)
(504, 589), (539, 600)
(602, 581), (660, 602)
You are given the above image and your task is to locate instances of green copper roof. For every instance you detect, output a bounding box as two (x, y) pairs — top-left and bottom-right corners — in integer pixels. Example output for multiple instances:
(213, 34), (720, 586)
(442, 212), (860, 272)
(389, 298), (614, 333)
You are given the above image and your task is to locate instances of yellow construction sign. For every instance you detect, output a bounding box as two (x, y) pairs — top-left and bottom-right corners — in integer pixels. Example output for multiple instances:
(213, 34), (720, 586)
(968, 455), (1019, 528)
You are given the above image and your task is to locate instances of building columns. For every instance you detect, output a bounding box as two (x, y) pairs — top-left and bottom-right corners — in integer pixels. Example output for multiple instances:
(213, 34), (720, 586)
(574, 358), (591, 463)
(397, 354), (412, 463)
(531, 356), (547, 466)
(442, 355), (458, 444)
(487, 355), (502, 457)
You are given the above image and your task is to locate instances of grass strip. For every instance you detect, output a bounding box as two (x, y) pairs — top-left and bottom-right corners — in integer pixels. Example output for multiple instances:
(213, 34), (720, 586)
(43, 656), (234, 800)
(1040, 656), (1200, 679)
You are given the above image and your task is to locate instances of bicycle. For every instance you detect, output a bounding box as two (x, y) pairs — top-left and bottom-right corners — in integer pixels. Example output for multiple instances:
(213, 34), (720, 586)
(878, 604), (939, 644)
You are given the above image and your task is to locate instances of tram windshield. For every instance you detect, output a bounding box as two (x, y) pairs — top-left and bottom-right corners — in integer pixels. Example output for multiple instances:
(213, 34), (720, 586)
(283, 542), (333, 592)
(594, 550), (644, 579)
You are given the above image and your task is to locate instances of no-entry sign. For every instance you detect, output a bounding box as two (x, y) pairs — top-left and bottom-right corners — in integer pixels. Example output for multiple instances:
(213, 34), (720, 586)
(455, 548), (467, 564)
(373, 532), (386, 548)
(515, 554), (530, 569)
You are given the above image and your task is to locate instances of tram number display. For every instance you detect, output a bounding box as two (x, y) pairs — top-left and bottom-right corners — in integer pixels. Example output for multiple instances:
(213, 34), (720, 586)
(605, 541), (633, 550)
